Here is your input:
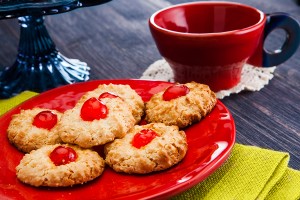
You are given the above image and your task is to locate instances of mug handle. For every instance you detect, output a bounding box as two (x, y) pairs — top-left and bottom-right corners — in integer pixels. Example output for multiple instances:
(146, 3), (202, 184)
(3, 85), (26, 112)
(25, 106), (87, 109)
(262, 13), (300, 67)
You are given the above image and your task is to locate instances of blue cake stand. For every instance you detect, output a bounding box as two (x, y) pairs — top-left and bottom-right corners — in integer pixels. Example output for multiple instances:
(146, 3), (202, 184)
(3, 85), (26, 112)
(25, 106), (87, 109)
(0, 0), (111, 98)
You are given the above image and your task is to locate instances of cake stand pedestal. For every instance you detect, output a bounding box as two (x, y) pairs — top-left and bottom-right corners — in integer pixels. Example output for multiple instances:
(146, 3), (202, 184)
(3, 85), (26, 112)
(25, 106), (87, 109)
(0, 0), (111, 98)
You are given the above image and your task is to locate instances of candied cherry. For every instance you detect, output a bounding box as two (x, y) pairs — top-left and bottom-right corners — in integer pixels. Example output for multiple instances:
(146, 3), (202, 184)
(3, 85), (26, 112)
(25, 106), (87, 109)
(163, 84), (190, 101)
(99, 92), (119, 99)
(50, 146), (77, 166)
(80, 97), (108, 121)
(32, 110), (58, 130)
(139, 118), (148, 125)
(132, 129), (158, 149)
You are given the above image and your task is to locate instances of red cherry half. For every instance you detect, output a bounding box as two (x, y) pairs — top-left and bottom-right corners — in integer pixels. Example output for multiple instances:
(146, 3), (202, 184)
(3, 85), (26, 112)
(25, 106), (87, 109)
(163, 84), (190, 101)
(98, 92), (119, 99)
(80, 97), (108, 121)
(139, 119), (148, 125)
(32, 110), (58, 130)
(132, 129), (158, 149)
(50, 146), (77, 166)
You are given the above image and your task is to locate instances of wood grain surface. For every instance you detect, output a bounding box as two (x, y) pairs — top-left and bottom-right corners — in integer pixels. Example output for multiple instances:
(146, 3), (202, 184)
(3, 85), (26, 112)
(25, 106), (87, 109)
(0, 0), (299, 169)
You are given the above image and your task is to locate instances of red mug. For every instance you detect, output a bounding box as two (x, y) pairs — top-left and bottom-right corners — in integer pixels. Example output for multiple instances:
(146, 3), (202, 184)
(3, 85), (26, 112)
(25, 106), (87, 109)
(149, 1), (300, 92)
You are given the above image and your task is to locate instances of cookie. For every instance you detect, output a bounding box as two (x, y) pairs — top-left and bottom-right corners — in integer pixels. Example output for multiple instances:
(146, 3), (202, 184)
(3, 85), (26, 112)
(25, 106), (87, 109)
(7, 108), (62, 153)
(104, 123), (188, 174)
(58, 96), (135, 148)
(78, 83), (144, 124)
(16, 144), (105, 187)
(145, 82), (217, 128)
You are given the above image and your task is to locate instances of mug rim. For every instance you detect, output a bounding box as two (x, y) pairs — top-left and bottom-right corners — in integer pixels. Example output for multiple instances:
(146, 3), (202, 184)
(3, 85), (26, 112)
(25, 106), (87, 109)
(149, 1), (266, 37)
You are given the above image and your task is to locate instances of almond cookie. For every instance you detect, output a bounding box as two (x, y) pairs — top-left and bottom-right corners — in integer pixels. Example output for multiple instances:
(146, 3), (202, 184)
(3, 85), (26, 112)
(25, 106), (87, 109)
(58, 96), (135, 148)
(78, 83), (144, 124)
(104, 123), (188, 174)
(16, 144), (105, 187)
(145, 82), (217, 128)
(7, 108), (62, 153)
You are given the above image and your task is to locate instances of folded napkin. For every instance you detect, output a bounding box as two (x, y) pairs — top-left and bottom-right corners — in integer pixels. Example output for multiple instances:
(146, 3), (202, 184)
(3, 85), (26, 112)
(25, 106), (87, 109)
(0, 91), (38, 115)
(173, 144), (300, 200)
(1, 92), (300, 200)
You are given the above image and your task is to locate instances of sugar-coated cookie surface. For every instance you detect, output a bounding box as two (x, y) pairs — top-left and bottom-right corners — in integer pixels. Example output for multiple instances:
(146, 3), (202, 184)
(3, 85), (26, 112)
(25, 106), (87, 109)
(58, 97), (135, 148)
(145, 82), (217, 128)
(78, 83), (144, 124)
(7, 108), (62, 153)
(104, 123), (188, 174)
(16, 144), (105, 187)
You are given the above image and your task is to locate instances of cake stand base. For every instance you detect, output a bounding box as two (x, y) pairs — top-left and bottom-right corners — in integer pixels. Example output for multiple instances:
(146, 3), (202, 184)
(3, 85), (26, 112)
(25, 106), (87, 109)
(0, 16), (90, 98)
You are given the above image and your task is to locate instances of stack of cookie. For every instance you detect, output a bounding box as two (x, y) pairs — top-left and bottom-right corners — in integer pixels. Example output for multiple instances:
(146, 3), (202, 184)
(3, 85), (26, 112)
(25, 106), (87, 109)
(7, 82), (216, 187)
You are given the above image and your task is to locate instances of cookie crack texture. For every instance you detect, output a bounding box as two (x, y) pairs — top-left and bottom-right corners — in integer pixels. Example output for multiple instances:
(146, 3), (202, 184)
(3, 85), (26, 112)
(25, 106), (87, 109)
(16, 144), (105, 187)
(7, 108), (62, 153)
(145, 82), (216, 128)
(58, 97), (135, 148)
(104, 123), (188, 174)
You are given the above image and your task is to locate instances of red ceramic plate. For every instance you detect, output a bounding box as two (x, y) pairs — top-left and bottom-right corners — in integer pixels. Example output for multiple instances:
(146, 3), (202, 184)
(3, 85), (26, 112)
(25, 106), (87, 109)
(0, 79), (235, 200)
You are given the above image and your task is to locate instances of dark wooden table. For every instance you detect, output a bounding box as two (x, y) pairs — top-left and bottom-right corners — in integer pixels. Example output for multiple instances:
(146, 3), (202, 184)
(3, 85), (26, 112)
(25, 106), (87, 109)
(0, 0), (299, 172)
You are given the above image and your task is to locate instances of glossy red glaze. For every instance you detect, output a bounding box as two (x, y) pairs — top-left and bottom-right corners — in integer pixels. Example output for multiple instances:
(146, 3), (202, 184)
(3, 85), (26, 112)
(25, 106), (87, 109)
(32, 110), (57, 130)
(50, 146), (77, 166)
(98, 92), (119, 99)
(149, 2), (266, 92)
(163, 84), (190, 101)
(0, 80), (235, 200)
(132, 129), (158, 149)
(80, 97), (108, 121)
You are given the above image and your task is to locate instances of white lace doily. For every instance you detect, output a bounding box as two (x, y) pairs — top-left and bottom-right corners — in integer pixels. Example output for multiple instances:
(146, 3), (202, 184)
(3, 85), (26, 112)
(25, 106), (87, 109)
(140, 59), (276, 99)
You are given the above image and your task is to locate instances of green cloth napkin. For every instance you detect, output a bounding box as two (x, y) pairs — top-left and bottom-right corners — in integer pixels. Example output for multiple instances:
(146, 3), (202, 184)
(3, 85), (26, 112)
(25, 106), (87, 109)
(0, 91), (38, 115)
(173, 144), (300, 200)
(1, 92), (300, 200)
